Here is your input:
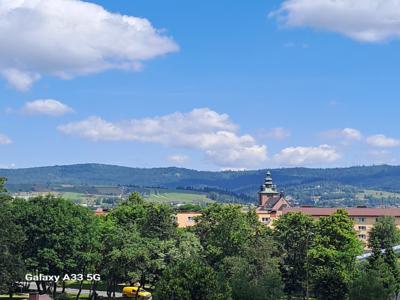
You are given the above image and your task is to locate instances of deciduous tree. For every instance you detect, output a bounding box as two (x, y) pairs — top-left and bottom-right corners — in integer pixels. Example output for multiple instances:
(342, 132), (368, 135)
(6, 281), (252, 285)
(0, 195), (25, 297)
(309, 209), (363, 300)
(350, 258), (396, 300)
(273, 212), (315, 298)
(368, 216), (400, 297)
(193, 204), (258, 266)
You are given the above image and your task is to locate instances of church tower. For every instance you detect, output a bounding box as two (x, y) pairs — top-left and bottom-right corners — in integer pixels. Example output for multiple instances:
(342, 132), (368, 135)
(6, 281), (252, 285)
(258, 171), (289, 212)
(259, 171), (279, 206)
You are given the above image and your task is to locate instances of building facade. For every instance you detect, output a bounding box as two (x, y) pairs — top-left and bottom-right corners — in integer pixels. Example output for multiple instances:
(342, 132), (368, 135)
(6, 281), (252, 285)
(256, 171), (290, 226)
(283, 207), (400, 245)
(175, 171), (400, 245)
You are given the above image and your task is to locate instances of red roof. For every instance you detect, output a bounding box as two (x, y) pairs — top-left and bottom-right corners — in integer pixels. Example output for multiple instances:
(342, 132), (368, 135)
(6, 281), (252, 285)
(283, 207), (400, 217)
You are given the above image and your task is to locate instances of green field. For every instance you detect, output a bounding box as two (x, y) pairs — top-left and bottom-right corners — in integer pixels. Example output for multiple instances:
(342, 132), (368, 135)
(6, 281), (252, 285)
(144, 191), (214, 204)
(61, 192), (88, 201)
(11, 186), (215, 207)
(355, 189), (400, 200)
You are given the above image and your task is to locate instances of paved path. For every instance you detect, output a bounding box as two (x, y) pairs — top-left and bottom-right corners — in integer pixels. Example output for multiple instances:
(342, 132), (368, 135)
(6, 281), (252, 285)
(27, 283), (122, 297)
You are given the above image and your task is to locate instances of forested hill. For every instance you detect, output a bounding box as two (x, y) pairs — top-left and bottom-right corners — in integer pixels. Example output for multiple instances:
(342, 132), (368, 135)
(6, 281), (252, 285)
(2, 163), (400, 194)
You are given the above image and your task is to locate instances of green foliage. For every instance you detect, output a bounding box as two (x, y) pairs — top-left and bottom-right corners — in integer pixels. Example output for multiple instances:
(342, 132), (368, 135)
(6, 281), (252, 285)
(0, 177), (6, 193)
(175, 203), (203, 212)
(0, 195), (25, 295)
(369, 216), (400, 250)
(221, 233), (283, 300)
(2, 188), (398, 300)
(193, 204), (259, 266)
(309, 209), (363, 300)
(101, 193), (179, 295)
(273, 212), (315, 298)
(11, 195), (100, 286)
(154, 256), (228, 300)
(350, 259), (397, 300)
(368, 216), (400, 295)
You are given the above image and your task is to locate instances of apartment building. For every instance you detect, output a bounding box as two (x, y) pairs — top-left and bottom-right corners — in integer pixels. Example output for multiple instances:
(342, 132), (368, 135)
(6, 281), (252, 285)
(175, 171), (400, 245)
(283, 207), (400, 244)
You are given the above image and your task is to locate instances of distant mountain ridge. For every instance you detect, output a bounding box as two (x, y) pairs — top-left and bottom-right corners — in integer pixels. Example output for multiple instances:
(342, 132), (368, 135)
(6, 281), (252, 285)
(2, 163), (400, 194)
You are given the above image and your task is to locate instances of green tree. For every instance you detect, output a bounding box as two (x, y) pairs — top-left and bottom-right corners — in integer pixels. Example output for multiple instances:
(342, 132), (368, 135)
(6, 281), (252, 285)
(221, 230), (283, 300)
(350, 258), (396, 300)
(368, 216), (400, 297)
(153, 256), (227, 300)
(12, 195), (100, 296)
(273, 212), (315, 298)
(0, 177), (6, 193)
(0, 195), (25, 297)
(309, 209), (363, 300)
(193, 204), (258, 266)
(102, 193), (179, 298)
(152, 229), (226, 300)
(98, 218), (126, 298)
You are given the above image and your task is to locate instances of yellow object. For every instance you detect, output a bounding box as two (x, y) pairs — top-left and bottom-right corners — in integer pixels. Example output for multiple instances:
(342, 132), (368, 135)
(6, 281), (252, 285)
(122, 286), (152, 298)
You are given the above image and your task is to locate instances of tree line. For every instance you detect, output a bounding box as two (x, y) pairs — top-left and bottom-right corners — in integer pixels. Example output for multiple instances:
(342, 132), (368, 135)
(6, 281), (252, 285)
(1, 178), (400, 300)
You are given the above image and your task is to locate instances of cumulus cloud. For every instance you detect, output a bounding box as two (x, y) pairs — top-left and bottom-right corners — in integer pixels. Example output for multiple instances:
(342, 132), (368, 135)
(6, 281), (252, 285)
(167, 155), (190, 165)
(270, 0), (400, 42)
(274, 144), (340, 166)
(260, 127), (291, 140)
(0, 0), (178, 90)
(0, 133), (12, 145)
(58, 108), (268, 169)
(1, 69), (40, 91)
(366, 134), (400, 148)
(320, 128), (363, 141)
(22, 99), (73, 116)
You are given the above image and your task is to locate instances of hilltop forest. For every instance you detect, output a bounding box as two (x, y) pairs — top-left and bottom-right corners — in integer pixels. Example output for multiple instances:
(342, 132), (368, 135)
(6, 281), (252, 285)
(2, 164), (400, 207)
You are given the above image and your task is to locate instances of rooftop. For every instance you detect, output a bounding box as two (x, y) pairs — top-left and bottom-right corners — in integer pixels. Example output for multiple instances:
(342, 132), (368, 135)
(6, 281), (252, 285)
(283, 207), (400, 217)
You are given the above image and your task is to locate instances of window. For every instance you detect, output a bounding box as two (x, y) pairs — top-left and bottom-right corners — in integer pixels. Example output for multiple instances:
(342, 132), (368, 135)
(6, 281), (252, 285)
(188, 216), (195, 222)
(358, 226), (367, 231)
(261, 217), (270, 223)
(358, 234), (367, 240)
(358, 217), (365, 223)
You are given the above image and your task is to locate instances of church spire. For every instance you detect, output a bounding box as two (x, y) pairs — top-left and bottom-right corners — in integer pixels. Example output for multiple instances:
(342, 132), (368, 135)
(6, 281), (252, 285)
(260, 171), (278, 194)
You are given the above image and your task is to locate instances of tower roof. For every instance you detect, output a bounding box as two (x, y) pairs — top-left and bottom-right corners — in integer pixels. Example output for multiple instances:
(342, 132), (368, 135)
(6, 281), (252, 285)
(259, 171), (279, 195)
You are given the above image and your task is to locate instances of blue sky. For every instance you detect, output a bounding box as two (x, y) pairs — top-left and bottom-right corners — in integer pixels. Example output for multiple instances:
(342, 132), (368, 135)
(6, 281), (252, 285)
(1, 0), (400, 170)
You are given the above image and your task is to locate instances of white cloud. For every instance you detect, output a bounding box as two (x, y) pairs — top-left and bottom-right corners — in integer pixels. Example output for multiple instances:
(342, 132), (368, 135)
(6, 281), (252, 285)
(366, 134), (400, 148)
(260, 127), (291, 140)
(167, 155), (189, 165)
(320, 128), (362, 141)
(342, 128), (363, 140)
(0, 0), (178, 90)
(0, 163), (16, 169)
(274, 144), (340, 166)
(1, 69), (40, 91)
(0, 133), (12, 145)
(270, 0), (400, 42)
(22, 99), (73, 116)
(58, 108), (268, 169)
